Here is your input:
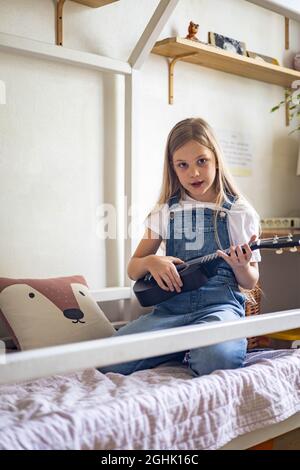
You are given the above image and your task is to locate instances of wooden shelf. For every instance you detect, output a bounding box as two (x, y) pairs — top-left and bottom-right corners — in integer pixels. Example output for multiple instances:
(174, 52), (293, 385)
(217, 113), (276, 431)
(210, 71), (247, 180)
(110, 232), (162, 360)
(262, 229), (300, 236)
(72, 0), (119, 7)
(152, 37), (300, 104)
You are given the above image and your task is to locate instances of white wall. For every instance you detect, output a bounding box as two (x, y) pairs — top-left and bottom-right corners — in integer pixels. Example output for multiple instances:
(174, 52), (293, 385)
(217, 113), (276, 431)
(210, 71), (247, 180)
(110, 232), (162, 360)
(0, 0), (299, 316)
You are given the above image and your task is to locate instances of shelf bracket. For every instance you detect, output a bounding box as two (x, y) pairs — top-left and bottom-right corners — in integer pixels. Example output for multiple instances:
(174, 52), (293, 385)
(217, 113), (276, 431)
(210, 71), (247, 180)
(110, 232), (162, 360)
(168, 53), (198, 104)
(285, 88), (291, 127)
(56, 0), (66, 46)
(285, 17), (289, 50)
(56, 1), (119, 47)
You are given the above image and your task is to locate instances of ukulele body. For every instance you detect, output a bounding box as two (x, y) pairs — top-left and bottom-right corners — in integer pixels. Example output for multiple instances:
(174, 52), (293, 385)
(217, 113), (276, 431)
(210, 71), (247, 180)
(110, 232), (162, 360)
(133, 263), (208, 307)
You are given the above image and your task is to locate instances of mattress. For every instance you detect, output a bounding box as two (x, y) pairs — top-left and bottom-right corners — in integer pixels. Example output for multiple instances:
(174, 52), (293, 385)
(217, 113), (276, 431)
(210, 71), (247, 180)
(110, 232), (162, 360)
(0, 349), (299, 450)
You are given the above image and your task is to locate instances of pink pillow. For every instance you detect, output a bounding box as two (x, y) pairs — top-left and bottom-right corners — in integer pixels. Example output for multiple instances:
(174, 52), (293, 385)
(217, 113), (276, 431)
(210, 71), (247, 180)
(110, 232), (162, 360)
(0, 275), (115, 350)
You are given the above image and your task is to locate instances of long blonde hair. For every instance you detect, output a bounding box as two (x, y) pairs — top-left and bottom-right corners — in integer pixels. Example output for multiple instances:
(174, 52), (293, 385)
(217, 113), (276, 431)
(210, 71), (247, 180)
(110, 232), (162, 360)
(156, 117), (243, 249)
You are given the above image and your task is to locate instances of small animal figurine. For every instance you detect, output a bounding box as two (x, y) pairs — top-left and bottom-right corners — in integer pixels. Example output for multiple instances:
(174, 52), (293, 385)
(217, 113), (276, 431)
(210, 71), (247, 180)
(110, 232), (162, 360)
(185, 21), (200, 42)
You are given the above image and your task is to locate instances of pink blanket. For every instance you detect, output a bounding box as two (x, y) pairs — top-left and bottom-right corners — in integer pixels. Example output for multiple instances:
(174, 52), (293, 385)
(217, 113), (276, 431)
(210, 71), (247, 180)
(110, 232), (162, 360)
(0, 350), (299, 449)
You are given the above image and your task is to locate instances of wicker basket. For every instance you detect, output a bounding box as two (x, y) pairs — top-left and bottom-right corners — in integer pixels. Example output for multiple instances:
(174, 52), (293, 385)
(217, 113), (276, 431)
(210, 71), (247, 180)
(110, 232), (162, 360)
(245, 283), (261, 350)
(245, 283), (261, 317)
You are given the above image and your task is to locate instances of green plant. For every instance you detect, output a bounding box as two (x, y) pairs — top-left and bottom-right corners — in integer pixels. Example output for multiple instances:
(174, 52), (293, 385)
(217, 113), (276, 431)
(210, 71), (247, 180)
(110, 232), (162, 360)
(271, 88), (300, 134)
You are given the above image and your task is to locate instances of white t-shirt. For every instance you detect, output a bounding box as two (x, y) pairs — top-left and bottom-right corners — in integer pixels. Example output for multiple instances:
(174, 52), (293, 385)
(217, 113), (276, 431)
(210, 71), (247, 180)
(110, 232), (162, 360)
(144, 193), (261, 262)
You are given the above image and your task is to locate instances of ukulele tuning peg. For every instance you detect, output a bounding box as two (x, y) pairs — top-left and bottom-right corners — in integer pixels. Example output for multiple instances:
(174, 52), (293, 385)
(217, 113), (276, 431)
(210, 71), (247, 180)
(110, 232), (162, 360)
(276, 248), (283, 254)
(289, 246), (298, 252)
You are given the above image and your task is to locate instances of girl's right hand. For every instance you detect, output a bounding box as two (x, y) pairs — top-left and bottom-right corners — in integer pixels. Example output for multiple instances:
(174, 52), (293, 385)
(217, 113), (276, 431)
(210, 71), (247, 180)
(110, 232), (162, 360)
(147, 256), (185, 292)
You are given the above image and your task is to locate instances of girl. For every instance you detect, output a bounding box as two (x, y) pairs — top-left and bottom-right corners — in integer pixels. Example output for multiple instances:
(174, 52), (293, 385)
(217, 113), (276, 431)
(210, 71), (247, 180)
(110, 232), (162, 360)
(100, 118), (261, 377)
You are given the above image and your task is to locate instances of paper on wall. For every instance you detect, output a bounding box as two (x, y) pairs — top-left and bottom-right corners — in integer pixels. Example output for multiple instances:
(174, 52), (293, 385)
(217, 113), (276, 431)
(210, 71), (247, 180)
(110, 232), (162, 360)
(216, 128), (253, 176)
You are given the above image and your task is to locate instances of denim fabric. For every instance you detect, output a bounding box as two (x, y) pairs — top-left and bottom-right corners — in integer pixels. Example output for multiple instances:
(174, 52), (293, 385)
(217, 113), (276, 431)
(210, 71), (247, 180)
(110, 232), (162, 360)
(100, 193), (247, 377)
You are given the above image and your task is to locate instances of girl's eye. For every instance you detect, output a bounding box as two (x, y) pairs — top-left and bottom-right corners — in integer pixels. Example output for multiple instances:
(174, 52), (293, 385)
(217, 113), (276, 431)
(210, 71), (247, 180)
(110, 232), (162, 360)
(177, 158), (207, 169)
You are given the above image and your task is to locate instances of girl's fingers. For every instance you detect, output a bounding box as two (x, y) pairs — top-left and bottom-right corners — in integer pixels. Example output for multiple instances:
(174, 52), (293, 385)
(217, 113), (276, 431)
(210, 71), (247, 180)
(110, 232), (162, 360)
(235, 245), (252, 264)
(169, 267), (183, 292)
(161, 274), (174, 292)
(172, 257), (185, 264)
(218, 242), (253, 267)
(243, 243), (252, 260)
(238, 244), (252, 262)
(230, 246), (238, 261)
(229, 245), (243, 265)
(217, 249), (230, 261)
(153, 276), (169, 290)
(154, 266), (183, 293)
(153, 275), (169, 291)
(235, 245), (244, 262)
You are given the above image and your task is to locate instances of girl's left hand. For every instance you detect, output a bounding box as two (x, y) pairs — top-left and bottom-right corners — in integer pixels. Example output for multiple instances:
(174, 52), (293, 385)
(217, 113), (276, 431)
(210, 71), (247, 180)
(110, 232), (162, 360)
(217, 234), (257, 269)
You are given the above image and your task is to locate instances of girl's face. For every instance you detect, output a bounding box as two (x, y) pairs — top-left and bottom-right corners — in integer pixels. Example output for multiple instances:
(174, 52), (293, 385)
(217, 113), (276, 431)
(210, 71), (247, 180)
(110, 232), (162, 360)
(172, 140), (218, 202)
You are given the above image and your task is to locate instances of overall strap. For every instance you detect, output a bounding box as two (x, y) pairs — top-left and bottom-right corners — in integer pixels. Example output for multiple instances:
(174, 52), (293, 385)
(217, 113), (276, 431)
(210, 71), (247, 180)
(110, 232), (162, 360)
(222, 192), (238, 211)
(166, 192), (181, 256)
(167, 191), (181, 209)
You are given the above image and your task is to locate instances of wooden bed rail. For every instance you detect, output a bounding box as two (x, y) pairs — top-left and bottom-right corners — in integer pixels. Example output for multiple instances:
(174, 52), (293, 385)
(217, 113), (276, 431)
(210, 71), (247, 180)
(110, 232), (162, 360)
(0, 309), (300, 386)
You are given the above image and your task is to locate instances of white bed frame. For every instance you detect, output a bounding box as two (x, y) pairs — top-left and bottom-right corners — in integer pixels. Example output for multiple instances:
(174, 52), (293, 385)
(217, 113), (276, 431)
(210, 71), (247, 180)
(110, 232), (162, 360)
(1, 0), (299, 450)
(1, 303), (300, 386)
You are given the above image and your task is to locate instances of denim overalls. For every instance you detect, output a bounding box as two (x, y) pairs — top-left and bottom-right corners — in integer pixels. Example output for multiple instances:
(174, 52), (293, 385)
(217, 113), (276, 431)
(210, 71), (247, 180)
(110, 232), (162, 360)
(100, 192), (247, 377)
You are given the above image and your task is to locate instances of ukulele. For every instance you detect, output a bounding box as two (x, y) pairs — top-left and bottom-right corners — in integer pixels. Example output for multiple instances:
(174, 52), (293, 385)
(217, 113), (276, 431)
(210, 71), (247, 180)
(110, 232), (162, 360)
(133, 234), (300, 307)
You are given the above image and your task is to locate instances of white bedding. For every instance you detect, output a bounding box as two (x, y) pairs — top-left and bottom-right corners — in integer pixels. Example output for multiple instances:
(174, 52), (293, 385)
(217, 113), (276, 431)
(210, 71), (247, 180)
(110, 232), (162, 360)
(0, 349), (299, 450)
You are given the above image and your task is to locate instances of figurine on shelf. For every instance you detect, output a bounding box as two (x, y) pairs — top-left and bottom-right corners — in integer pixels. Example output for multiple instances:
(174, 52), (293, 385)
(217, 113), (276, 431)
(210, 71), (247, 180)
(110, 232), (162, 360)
(185, 21), (200, 42)
(293, 53), (300, 71)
